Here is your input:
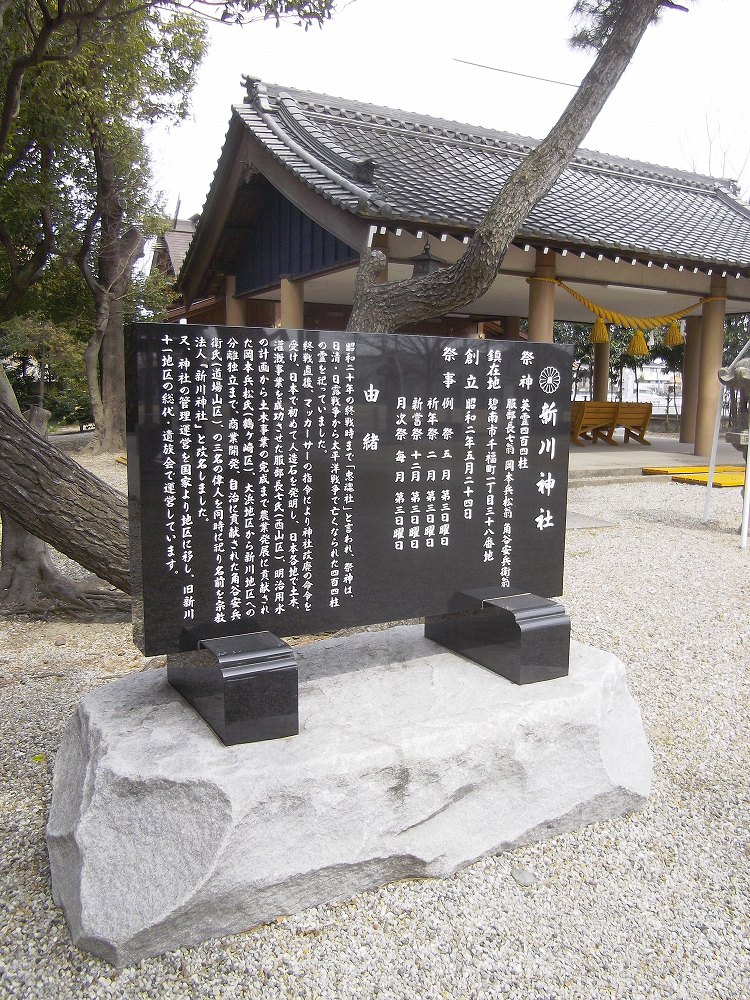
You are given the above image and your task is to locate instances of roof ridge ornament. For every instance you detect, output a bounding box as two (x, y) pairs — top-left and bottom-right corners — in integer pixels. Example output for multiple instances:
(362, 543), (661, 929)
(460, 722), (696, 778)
(276, 92), (376, 184)
(240, 80), (391, 217)
(242, 75), (271, 112)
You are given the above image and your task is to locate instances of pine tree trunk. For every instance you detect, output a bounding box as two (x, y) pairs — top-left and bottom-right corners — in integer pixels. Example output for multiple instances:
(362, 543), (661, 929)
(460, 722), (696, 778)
(0, 401), (129, 614)
(0, 405), (57, 607)
(0, 395), (131, 599)
(347, 0), (664, 334)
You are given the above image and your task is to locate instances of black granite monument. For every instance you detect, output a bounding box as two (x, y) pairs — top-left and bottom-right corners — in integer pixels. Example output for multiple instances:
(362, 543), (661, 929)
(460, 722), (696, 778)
(126, 325), (572, 744)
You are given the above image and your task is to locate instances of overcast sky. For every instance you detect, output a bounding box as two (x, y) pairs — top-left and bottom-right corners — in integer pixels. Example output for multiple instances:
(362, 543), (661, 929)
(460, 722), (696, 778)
(146, 0), (750, 220)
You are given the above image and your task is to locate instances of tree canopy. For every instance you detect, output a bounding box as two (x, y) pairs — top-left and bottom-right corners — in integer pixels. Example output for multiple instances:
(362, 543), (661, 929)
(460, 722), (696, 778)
(0, 0), (334, 157)
(0, 0), (334, 322)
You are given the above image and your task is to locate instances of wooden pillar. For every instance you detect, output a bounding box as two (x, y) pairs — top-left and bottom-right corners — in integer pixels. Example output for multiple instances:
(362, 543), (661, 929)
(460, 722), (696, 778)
(679, 315), (701, 444)
(225, 275), (245, 326)
(527, 251), (555, 343)
(280, 277), (304, 328)
(593, 340), (610, 402)
(694, 274), (726, 456)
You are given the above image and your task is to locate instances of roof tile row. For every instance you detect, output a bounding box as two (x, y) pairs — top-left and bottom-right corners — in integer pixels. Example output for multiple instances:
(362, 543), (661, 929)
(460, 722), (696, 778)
(232, 81), (750, 269)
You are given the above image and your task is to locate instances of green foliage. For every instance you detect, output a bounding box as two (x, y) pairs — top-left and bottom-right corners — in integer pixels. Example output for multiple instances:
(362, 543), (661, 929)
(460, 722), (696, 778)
(0, 54), (86, 316)
(0, 3), (210, 315)
(0, 0), (335, 323)
(569, 0), (681, 51)
(58, 11), (210, 247)
(208, 0), (333, 26)
(608, 327), (645, 380)
(555, 322), (686, 399)
(649, 340), (684, 373)
(0, 311), (89, 421)
(553, 321), (593, 394)
(60, 10), (209, 134)
(126, 267), (175, 324)
(724, 314), (749, 366)
(553, 321), (592, 361)
(1, 0), (210, 437)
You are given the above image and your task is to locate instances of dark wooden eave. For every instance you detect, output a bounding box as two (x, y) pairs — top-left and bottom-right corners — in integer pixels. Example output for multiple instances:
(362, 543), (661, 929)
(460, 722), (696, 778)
(178, 115), (372, 306)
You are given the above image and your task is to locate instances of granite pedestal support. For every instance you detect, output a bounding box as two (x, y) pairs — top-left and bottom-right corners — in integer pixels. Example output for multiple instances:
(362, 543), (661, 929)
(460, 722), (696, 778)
(167, 631), (299, 745)
(425, 589), (571, 684)
(46, 625), (652, 967)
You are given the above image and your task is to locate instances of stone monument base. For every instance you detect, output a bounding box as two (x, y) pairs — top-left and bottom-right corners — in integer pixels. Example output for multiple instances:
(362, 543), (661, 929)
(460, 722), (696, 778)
(46, 626), (652, 967)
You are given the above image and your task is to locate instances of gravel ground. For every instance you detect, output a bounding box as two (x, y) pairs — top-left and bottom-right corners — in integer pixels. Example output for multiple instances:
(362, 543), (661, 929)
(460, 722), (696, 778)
(1, 456), (749, 999)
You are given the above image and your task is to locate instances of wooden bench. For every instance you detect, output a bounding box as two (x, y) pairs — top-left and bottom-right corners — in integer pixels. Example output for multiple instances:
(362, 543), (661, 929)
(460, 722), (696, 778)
(615, 402), (652, 445)
(569, 401), (654, 446)
(569, 401), (618, 446)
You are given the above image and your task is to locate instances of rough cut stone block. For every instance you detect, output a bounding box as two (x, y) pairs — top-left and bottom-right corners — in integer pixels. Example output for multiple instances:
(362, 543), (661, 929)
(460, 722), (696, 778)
(46, 626), (652, 967)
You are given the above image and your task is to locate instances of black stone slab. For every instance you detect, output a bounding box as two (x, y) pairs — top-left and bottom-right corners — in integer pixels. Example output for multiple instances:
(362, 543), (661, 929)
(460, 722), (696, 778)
(166, 632), (298, 745)
(424, 589), (571, 684)
(126, 326), (572, 656)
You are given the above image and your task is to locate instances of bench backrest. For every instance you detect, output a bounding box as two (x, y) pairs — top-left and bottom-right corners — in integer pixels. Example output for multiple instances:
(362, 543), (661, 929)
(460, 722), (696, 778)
(579, 402), (617, 428)
(570, 400), (618, 434)
(616, 402), (652, 426)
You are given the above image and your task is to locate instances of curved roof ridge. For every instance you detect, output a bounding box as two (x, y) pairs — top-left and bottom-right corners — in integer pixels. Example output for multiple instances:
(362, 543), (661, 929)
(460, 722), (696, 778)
(210, 76), (750, 271)
(261, 80), (739, 194)
(276, 91), (376, 185)
(262, 80), (542, 153)
(241, 77), (390, 214)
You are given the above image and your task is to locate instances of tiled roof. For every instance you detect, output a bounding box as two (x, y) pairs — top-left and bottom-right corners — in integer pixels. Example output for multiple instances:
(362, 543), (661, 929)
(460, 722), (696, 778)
(154, 218), (196, 276)
(235, 80), (750, 269)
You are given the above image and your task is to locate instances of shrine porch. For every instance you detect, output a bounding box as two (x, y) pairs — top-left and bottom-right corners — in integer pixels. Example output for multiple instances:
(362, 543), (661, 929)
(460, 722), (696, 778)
(568, 430), (739, 484)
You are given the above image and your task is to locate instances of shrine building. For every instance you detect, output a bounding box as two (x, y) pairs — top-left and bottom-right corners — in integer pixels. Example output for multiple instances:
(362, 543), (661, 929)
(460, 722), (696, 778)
(165, 77), (750, 455)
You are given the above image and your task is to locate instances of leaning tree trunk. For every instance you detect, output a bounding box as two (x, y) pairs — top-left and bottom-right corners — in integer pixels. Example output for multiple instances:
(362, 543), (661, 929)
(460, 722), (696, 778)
(1, 142), (142, 609)
(347, 0), (665, 333)
(0, 405), (67, 610)
(0, 391), (131, 606)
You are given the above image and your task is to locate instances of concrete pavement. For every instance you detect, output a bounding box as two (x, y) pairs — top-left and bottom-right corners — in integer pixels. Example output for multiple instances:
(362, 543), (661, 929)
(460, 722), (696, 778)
(567, 431), (742, 484)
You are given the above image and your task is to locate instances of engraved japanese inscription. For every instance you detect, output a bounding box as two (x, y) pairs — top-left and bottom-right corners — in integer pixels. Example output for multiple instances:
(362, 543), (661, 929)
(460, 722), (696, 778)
(126, 326), (572, 656)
